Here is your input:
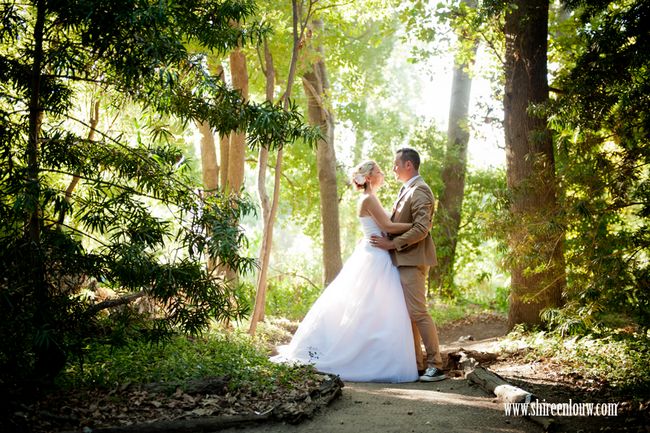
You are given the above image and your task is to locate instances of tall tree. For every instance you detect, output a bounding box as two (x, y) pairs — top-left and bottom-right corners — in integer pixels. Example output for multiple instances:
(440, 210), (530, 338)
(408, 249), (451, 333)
(430, 0), (478, 295)
(197, 64), (226, 196)
(219, 45), (249, 289)
(196, 67), (220, 273)
(503, 0), (565, 327)
(302, 18), (342, 286)
(249, 0), (316, 334)
(250, 40), (277, 332)
(227, 47), (249, 195)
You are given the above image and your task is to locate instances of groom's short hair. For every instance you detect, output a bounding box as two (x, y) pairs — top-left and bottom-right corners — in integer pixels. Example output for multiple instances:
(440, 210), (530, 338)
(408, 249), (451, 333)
(396, 147), (420, 170)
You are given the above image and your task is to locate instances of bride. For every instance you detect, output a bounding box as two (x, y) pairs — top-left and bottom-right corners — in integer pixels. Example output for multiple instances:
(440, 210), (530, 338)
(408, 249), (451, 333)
(272, 161), (418, 382)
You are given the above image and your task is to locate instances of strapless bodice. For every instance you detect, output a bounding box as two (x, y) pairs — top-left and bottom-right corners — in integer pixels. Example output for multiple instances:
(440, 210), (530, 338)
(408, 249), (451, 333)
(359, 216), (382, 239)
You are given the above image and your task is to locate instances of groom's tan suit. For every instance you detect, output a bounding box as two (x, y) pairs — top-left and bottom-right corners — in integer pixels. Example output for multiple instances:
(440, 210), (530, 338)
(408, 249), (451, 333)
(390, 176), (443, 370)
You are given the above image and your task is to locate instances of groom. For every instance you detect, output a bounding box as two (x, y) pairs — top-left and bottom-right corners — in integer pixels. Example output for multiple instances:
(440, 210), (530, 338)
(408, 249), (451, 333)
(370, 148), (446, 382)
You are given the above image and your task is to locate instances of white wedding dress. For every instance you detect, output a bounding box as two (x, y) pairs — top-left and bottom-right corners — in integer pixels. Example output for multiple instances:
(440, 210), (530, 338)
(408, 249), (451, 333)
(272, 217), (418, 383)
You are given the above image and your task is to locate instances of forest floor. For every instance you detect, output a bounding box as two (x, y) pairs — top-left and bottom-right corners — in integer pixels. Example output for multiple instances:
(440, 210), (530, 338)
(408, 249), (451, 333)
(220, 313), (647, 433)
(18, 313), (648, 432)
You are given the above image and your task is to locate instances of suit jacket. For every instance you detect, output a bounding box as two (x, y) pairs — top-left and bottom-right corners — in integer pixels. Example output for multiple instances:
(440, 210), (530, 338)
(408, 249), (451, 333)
(389, 176), (438, 267)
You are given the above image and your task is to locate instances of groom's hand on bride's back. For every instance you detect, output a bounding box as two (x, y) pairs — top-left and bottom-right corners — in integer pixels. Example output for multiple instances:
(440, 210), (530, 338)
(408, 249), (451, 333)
(370, 234), (394, 250)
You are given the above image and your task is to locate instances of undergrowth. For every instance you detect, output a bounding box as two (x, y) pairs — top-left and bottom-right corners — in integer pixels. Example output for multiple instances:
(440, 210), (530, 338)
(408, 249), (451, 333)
(58, 329), (317, 391)
(500, 326), (650, 395)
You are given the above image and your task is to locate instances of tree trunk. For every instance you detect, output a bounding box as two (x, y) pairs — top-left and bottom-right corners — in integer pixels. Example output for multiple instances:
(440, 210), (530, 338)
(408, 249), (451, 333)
(250, 40), (276, 333)
(197, 62), (224, 273)
(27, 2), (45, 292)
(197, 118), (221, 273)
(504, 0), (565, 328)
(249, 0), (310, 335)
(27, 0), (50, 377)
(430, 17), (478, 296)
(27, 0), (46, 245)
(219, 132), (230, 191)
(216, 46), (249, 290)
(227, 47), (248, 195)
(197, 121), (219, 194)
(58, 99), (100, 227)
(196, 59), (221, 194)
(302, 19), (342, 286)
(198, 62), (230, 191)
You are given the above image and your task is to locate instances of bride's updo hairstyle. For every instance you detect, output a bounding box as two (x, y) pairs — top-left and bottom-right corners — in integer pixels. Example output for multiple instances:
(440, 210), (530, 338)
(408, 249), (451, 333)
(351, 160), (377, 191)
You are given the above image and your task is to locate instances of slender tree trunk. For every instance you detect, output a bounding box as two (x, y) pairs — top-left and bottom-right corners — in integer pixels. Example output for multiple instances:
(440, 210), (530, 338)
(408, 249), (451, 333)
(27, 0), (46, 245)
(250, 40), (275, 333)
(219, 133), (230, 191)
(302, 18), (342, 286)
(430, 11), (478, 296)
(249, 0), (309, 335)
(27, 1), (46, 301)
(28, 0), (51, 375)
(58, 99), (100, 227)
(504, 0), (565, 328)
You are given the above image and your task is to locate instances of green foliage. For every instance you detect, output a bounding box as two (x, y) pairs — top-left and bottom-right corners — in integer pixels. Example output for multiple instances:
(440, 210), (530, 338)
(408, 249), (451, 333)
(60, 330), (316, 391)
(547, 0), (650, 330)
(265, 279), (323, 321)
(430, 167), (509, 299)
(493, 285), (510, 313)
(243, 1), (453, 274)
(427, 302), (470, 325)
(0, 0), (317, 387)
(239, 244), (324, 321)
(406, 122), (447, 192)
(452, 169), (509, 289)
(252, 0), (419, 249)
(278, 139), (326, 240)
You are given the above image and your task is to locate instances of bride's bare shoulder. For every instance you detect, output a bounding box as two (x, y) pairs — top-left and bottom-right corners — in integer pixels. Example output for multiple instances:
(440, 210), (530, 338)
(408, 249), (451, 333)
(360, 193), (382, 211)
(357, 193), (377, 216)
(358, 193), (379, 205)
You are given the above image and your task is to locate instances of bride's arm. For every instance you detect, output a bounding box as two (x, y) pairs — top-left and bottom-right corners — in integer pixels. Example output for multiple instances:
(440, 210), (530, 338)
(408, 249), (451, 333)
(362, 195), (412, 234)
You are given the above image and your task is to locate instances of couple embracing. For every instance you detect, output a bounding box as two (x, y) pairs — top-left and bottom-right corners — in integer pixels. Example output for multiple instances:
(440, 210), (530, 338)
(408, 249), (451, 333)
(273, 148), (446, 383)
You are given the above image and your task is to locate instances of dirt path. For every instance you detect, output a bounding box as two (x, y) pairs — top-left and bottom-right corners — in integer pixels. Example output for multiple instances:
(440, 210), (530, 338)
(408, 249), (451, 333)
(221, 314), (540, 433)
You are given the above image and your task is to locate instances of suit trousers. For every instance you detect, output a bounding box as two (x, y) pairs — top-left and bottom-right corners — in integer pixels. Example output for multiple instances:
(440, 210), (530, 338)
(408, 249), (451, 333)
(398, 265), (443, 370)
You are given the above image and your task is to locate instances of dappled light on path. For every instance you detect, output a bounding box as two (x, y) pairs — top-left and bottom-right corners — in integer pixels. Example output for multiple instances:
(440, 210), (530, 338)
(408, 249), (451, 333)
(220, 378), (540, 433)
(350, 382), (501, 410)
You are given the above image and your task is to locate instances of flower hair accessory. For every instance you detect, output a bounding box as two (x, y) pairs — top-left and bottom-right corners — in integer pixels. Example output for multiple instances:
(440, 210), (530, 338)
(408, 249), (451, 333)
(353, 173), (366, 185)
